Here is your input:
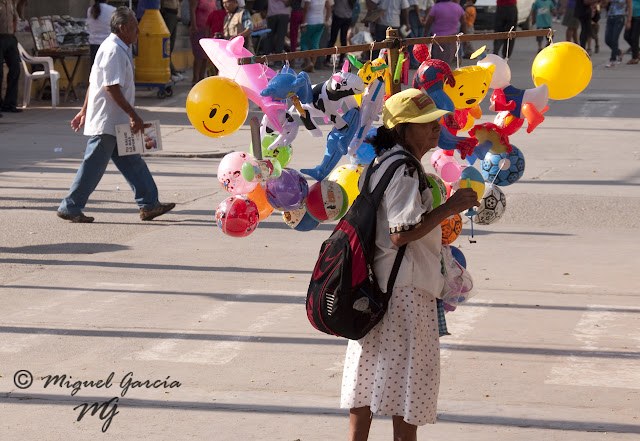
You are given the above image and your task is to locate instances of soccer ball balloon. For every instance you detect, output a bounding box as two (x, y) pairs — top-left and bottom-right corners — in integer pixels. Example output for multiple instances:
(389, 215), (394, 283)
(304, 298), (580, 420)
(481, 145), (525, 186)
(473, 184), (507, 225)
(441, 214), (463, 245)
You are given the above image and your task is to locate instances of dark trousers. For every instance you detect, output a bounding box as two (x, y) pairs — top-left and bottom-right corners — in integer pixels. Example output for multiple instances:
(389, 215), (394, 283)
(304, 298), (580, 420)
(0, 34), (20, 109)
(266, 14), (290, 55)
(375, 23), (396, 57)
(161, 8), (178, 74)
(624, 16), (640, 60)
(90, 44), (100, 67)
(493, 5), (517, 58)
(325, 15), (351, 64)
(579, 13), (593, 49)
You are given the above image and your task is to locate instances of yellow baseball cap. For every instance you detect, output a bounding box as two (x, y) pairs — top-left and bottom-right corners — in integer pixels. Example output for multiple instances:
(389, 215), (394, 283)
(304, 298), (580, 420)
(383, 88), (451, 129)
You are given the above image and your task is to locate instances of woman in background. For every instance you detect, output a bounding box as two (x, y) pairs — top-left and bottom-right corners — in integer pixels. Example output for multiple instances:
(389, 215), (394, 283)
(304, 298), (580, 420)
(190, 0), (218, 84)
(87, 0), (116, 65)
(424, 0), (466, 66)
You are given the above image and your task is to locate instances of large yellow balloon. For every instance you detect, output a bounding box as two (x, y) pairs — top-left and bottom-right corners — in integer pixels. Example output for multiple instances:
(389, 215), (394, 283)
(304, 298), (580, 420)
(328, 164), (363, 206)
(531, 42), (592, 100)
(186, 77), (248, 138)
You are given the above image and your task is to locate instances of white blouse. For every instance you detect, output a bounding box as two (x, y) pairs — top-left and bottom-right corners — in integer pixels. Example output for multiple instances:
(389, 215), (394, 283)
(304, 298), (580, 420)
(87, 4), (117, 46)
(361, 146), (445, 298)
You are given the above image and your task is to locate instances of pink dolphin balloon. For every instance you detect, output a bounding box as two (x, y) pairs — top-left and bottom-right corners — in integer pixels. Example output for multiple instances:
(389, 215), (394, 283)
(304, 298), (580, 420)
(200, 36), (287, 132)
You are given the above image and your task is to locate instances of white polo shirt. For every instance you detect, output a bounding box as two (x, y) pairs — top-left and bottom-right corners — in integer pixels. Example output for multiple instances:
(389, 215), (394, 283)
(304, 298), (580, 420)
(84, 33), (135, 137)
(372, 0), (410, 28)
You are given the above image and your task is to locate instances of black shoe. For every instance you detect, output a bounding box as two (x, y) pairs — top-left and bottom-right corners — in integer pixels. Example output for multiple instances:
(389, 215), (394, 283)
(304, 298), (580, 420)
(140, 202), (175, 221)
(57, 211), (95, 223)
(1, 106), (22, 113)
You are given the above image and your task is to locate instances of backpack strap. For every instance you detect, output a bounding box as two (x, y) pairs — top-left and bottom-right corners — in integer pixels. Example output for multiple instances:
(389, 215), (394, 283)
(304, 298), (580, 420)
(360, 149), (428, 296)
(366, 150), (426, 206)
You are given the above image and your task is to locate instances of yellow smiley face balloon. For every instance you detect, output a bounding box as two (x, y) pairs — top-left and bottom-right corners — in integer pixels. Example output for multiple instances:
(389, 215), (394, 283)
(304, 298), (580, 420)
(186, 77), (248, 138)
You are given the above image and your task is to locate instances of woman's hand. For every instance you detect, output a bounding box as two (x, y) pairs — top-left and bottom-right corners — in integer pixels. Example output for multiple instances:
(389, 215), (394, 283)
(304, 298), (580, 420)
(443, 188), (480, 216)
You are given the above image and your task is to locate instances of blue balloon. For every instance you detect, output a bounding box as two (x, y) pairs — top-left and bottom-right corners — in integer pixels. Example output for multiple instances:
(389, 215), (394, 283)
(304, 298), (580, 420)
(481, 145), (525, 186)
(449, 246), (467, 268)
(460, 164), (484, 183)
(351, 127), (378, 165)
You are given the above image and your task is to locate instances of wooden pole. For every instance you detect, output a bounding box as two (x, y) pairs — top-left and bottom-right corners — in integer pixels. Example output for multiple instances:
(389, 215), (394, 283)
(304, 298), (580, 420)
(384, 28), (402, 96)
(237, 29), (555, 65)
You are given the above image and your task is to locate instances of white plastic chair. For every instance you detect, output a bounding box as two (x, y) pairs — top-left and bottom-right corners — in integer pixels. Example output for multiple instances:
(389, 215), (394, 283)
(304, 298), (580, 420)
(17, 43), (60, 109)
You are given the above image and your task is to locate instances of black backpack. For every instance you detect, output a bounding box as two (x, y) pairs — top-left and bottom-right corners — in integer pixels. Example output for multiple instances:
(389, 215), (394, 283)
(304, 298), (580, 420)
(306, 151), (426, 340)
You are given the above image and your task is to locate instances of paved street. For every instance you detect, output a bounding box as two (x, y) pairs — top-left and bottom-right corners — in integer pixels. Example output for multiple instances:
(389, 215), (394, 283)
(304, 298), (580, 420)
(1, 34), (639, 440)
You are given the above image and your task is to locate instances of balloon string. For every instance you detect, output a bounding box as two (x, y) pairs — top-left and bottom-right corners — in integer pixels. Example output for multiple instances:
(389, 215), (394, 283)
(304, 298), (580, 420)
(455, 33), (463, 70)
(505, 26), (515, 61)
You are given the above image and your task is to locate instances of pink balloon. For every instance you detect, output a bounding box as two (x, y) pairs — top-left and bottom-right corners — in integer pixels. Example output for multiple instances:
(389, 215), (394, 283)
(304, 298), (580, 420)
(440, 161), (462, 182)
(431, 149), (462, 182)
(217, 152), (258, 195)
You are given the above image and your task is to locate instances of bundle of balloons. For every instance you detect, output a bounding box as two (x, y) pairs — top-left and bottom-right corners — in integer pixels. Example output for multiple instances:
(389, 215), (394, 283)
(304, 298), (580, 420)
(184, 36), (591, 241)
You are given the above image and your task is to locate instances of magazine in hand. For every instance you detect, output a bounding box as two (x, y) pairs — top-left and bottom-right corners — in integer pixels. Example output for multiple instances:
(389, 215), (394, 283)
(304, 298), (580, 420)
(116, 120), (163, 156)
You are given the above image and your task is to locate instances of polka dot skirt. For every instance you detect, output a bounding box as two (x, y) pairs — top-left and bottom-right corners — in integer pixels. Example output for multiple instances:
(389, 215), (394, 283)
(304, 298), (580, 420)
(340, 286), (440, 426)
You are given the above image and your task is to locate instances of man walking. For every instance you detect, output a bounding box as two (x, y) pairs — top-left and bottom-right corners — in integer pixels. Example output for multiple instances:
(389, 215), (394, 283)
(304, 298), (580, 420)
(57, 6), (175, 223)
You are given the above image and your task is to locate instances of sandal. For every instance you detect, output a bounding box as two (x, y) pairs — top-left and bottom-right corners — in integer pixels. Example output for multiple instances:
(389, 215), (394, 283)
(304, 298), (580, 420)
(627, 59), (640, 64)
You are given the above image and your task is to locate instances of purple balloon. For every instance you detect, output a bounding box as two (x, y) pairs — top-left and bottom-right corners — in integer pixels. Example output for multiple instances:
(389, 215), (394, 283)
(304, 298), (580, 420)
(265, 168), (309, 211)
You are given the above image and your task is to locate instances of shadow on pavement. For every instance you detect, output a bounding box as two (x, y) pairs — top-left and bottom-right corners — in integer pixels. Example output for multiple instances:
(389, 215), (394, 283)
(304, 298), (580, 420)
(1, 392), (639, 433)
(0, 243), (129, 255)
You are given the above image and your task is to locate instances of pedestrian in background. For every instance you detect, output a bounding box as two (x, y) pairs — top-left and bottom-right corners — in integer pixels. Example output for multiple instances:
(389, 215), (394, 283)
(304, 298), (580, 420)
(561, 0), (581, 44)
(424, 0), (466, 66)
(300, 0), (331, 72)
(369, 0), (411, 55)
(623, 0), (640, 63)
(325, 0), (356, 67)
(220, 0), (253, 51)
(266, 0), (291, 61)
(463, 0), (476, 58)
(189, 0), (218, 84)
(531, 0), (556, 51)
(408, 0), (433, 67)
(160, 0), (183, 81)
(587, 1), (601, 54)
(493, 0), (517, 58)
(88, 1), (117, 66)
(290, 0), (304, 56)
(58, 7), (175, 223)
(0, 0), (22, 114)
(603, 0), (633, 67)
(575, 0), (595, 51)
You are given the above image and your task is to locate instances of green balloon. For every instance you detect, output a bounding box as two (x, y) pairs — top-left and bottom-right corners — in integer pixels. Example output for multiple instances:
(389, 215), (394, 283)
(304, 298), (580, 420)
(251, 133), (293, 168)
(425, 173), (448, 209)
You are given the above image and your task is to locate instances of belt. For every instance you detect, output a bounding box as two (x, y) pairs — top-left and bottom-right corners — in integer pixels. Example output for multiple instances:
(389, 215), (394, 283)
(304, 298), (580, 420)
(161, 8), (178, 14)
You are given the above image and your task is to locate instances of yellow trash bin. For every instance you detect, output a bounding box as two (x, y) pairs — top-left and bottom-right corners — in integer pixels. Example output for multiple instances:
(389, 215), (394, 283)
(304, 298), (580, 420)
(135, 0), (172, 98)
